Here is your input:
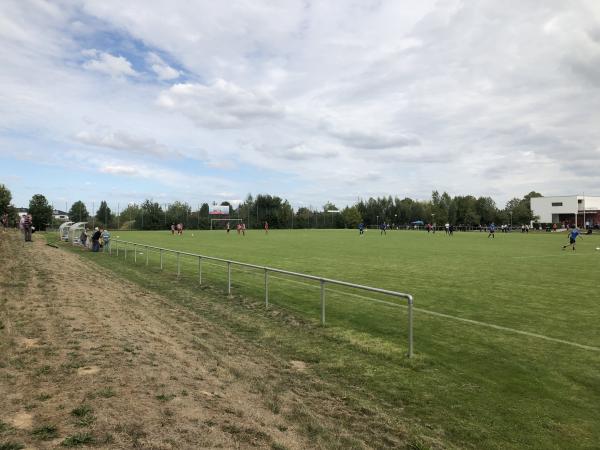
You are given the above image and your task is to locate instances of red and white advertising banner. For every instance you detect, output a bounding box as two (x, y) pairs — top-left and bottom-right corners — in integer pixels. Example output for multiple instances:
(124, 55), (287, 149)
(209, 205), (230, 215)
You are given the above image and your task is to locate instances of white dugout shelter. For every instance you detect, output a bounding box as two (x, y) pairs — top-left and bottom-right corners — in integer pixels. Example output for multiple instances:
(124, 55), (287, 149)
(68, 222), (88, 245)
(58, 221), (74, 241)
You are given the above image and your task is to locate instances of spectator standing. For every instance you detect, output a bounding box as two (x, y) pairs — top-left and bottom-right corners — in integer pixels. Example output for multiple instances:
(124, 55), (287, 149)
(80, 228), (88, 249)
(23, 214), (33, 242)
(91, 227), (101, 252)
(102, 228), (111, 252)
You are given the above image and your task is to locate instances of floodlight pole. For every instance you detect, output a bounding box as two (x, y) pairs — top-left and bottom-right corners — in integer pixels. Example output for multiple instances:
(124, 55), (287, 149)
(510, 211), (513, 230)
(582, 193), (586, 229)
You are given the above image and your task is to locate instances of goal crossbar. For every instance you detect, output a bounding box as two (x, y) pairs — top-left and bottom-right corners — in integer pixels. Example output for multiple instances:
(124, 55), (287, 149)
(210, 218), (242, 230)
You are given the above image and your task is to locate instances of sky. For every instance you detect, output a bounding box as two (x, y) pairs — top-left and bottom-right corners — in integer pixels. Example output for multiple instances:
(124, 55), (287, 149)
(1, 0), (600, 212)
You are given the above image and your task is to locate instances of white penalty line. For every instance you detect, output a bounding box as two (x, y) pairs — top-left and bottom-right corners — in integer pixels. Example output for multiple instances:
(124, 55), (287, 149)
(193, 259), (600, 353)
(512, 253), (597, 259)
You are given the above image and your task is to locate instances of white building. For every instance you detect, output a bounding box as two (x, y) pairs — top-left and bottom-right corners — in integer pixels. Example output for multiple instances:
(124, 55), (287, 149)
(53, 209), (69, 221)
(530, 195), (600, 227)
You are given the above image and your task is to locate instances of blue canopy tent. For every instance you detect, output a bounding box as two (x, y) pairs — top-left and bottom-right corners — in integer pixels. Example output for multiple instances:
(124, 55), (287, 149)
(411, 220), (425, 225)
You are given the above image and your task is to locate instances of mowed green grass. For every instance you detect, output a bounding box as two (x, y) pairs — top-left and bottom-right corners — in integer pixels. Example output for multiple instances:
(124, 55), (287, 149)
(106, 229), (600, 448)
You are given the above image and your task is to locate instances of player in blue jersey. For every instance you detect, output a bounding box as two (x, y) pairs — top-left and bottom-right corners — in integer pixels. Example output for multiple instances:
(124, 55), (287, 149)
(379, 222), (387, 235)
(562, 226), (582, 251)
(358, 222), (365, 235)
(487, 223), (496, 238)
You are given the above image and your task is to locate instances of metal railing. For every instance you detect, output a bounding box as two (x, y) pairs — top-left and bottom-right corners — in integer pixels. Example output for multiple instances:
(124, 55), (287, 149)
(111, 239), (414, 357)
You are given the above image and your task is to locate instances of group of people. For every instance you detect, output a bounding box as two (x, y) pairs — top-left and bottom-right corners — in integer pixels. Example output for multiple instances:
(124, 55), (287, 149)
(236, 222), (247, 235)
(80, 226), (110, 252)
(223, 222), (248, 235)
(170, 223), (184, 235)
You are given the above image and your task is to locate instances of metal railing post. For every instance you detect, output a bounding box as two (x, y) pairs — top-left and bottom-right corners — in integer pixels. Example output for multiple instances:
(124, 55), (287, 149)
(146, 246), (149, 266)
(198, 257), (202, 285)
(160, 249), (163, 270)
(177, 252), (181, 278)
(264, 269), (269, 308)
(407, 295), (413, 358)
(116, 241), (118, 257)
(320, 279), (326, 325)
(134, 244), (137, 263)
(227, 262), (231, 296)
(124, 244), (127, 260)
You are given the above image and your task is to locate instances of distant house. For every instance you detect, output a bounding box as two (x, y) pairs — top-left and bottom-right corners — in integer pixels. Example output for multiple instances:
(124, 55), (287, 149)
(53, 209), (69, 221)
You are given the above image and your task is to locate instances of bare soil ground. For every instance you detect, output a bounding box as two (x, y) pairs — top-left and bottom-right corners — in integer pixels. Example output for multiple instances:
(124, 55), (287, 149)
(0, 232), (401, 449)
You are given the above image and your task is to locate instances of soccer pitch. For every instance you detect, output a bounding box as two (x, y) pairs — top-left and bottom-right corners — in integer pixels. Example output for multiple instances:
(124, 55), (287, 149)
(105, 229), (600, 448)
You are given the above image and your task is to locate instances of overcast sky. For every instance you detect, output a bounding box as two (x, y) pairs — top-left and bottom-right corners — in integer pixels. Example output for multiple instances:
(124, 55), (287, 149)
(1, 0), (599, 211)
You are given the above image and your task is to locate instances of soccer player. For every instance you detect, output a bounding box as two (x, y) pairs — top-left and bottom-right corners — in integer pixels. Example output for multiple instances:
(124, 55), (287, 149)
(379, 222), (387, 235)
(488, 223), (496, 238)
(241, 222), (246, 236)
(226, 222), (230, 234)
(358, 223), (365, 235)
(562, 226), (582, 251)
(264, 221), (269, 234)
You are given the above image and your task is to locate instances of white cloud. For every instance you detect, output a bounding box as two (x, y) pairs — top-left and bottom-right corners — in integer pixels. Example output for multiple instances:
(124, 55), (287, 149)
(157, 80), (284, 128)
(2, 0), (600, 207)
(100, 164), (138, 176)
(328, 127), (420, 150)
(147, 52), (180, 80)
(82, 50), (138, 78)
(74, 129), (180, 158)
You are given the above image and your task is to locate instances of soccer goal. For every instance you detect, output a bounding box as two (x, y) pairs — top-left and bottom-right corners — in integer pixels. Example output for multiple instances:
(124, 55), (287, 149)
(210, 218), (243, 230)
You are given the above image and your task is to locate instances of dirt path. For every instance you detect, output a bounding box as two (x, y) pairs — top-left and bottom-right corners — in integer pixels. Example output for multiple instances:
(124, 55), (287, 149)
(0, 233), (370, 449)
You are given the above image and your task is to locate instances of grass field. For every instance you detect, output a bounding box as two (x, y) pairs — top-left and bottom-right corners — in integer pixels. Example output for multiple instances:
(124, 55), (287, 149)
(56, 229), (600, 449)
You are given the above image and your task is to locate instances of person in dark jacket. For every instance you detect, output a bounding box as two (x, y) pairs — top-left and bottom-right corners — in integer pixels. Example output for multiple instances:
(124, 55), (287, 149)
(91, 227), (102, 252)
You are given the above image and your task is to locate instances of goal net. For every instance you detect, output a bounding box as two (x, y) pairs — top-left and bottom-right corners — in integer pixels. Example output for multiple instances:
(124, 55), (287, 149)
(210, 218), (243, 230)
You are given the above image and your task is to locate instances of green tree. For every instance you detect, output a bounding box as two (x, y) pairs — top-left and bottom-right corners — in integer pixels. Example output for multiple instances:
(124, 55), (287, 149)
(118, 203), (141, 230)
(294, 207), (312, 229)
(69, 201), (89, 223)
(475, 197), (497, 225)
(504, 197), (532, 226)
(166, 201), (192, 227)
(198, 203), (210, 229)
(0, 185), (18, 226)
(0, 184), (12, 216)
(135, 200), (164, 230)
(28, 194), (53, 231)
(95, 201), (113, 227)
(341, 206), (362, 229)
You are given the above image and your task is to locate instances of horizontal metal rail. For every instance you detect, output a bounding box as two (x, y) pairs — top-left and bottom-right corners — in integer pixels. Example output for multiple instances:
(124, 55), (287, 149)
(111, 239), (414, 357)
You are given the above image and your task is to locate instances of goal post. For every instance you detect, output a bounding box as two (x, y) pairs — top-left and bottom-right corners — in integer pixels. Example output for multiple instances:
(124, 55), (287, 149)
(210, 218), (242, 230)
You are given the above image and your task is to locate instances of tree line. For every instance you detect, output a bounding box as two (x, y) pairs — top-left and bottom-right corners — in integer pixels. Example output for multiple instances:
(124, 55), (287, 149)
(0, 184), (543, 231)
